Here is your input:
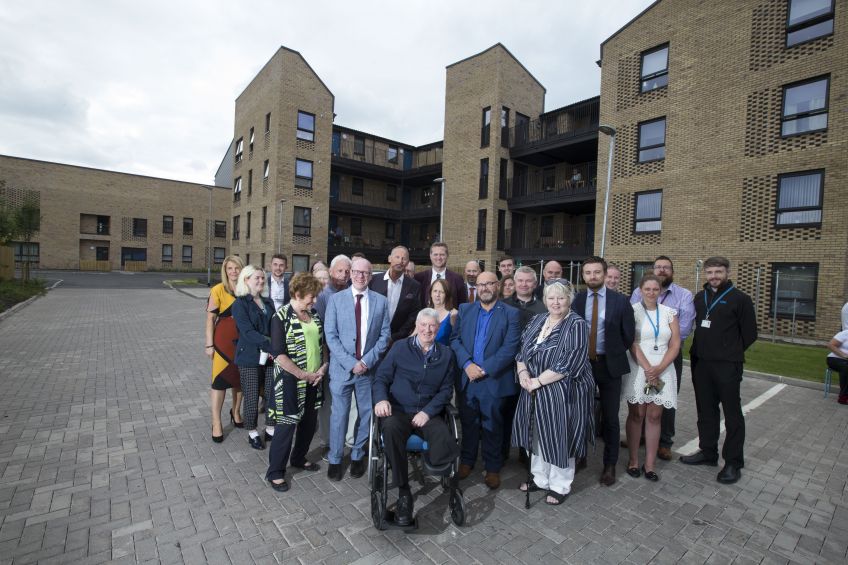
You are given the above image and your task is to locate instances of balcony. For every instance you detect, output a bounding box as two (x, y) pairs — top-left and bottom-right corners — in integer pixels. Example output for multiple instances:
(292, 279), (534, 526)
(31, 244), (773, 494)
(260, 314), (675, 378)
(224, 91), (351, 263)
(332, 134), (443, 181)
(330, 189), (403, 219)
(505, 221), (593, 261)
(509, 97), (600, 166)
(507, 167), (596, 213)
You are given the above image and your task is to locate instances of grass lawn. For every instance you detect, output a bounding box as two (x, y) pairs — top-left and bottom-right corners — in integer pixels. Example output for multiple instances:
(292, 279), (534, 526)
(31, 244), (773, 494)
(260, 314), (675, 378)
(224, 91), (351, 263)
(0, 279), (47, 313)
(683, 335), (828, 383)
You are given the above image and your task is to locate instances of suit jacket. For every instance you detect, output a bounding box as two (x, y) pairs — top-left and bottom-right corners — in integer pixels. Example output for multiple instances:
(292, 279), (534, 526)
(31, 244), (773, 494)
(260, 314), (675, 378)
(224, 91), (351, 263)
(231, 295), (275, 366)
(265, 273), (289, 310)
(369, 274), (422, 344)
(324, 288), (391, 380)
(414, 268), (467, 308)
(450, 300), (520, 398)
(572, 288), (635, 378)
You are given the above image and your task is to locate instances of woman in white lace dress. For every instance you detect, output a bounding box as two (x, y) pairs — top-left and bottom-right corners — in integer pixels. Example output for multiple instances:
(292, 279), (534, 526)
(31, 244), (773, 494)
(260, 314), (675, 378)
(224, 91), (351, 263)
(623, 274), (680, 481)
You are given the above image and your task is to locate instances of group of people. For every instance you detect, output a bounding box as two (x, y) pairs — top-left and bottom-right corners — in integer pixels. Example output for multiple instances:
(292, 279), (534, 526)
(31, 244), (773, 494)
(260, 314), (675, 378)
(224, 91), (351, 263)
(205, 243), (761, 524)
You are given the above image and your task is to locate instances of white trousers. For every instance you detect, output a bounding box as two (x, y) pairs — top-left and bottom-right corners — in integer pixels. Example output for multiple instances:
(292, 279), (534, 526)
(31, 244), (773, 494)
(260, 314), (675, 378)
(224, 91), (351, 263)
(531, 428), (574, 495)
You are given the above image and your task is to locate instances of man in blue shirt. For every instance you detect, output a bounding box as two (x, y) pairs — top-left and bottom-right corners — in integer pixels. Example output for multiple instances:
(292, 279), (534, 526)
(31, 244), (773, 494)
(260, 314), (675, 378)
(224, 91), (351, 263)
(451, 271), (520, 489)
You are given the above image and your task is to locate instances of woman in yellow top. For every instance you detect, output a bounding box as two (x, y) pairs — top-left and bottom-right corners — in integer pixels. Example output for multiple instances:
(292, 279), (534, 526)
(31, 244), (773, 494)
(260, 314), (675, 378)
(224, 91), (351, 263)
(206, 255), (245, 442)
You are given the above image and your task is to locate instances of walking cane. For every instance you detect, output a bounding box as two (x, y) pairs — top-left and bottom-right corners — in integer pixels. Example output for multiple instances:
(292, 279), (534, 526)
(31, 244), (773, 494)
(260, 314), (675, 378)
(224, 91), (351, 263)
(525, 389), (537, 509)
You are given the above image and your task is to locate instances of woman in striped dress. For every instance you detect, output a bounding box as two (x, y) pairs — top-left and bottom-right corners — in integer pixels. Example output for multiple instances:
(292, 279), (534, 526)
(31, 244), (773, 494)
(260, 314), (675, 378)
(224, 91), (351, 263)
(512, 280), (595, 505)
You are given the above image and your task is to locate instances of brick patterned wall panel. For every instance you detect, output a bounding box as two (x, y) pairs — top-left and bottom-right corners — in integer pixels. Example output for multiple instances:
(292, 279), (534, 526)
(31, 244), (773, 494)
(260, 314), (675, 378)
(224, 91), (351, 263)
(615, 53), (668, 112)
(121, 217), (147, 243)
(613, 123), (665, 179)
(292, 234), (311, 245)
(749, 0), (834, 72)
(294, 187), (313, 199)
(0, 184), (40, 208)
(745, 87), (829, 157)
(740, 175), (821, 242)
(296, 139), (315, 152)
(609, 193), (661, 246)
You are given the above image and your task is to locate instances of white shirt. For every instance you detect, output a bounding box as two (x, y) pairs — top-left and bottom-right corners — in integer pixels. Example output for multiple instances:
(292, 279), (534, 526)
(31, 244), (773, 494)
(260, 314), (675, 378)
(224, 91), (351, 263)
(842, 302), (848, 331)
(269, 276), (287, 311)
(829, 330), (848, 359)
(351, 286), (370, 358)
(383, 271), (403, 320)
(430, 268), (447, 283)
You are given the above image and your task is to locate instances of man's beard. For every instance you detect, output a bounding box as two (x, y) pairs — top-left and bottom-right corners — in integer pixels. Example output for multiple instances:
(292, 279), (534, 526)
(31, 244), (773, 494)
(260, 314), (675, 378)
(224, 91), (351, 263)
(659, 274), (673, 288)
(585, 279), (604, 290)
(479, 292), (496, 305)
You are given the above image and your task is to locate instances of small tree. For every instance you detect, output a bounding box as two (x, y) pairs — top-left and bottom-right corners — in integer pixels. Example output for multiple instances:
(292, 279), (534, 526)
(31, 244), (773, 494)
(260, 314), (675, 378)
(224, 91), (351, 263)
(14, 201), (40, 282)
(0, 203), (16, 246)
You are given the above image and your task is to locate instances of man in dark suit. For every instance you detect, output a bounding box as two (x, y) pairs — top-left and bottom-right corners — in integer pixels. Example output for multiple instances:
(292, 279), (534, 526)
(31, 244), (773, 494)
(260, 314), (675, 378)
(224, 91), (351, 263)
(414, 242), (467, 308)
(572, 256), (635, 487)
(370, 245), (421, 345)
(451, 271), (520, 490)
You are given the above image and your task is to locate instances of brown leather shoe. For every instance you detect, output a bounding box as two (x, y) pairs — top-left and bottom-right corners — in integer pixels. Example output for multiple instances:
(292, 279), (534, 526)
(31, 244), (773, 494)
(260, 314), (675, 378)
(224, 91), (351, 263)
(657, 447), (672, 461)
(599, 464), (616, 486)
(484, 472), (500, 489)
(457, 464), (473, 480)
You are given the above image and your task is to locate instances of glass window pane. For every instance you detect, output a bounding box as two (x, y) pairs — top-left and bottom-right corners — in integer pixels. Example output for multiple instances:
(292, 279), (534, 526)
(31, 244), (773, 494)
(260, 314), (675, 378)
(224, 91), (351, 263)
(639, 147), (666, 161)
(639, 120), (666, 147)
(784, 80), (828, 115)
(641, 47), (668, 77)
(636, 192), (662, 219)
(777, 210), (821, 224)
(787, 19), (833, 45)
(778, 173), (821, 208)
(781, 113), (828, 135)
(788, 0), (832, 26)
(641, 73), (668, 92)
(636, 220), (662, 232)
(297, 112), (314, 131)
(296, 159), (312, 178)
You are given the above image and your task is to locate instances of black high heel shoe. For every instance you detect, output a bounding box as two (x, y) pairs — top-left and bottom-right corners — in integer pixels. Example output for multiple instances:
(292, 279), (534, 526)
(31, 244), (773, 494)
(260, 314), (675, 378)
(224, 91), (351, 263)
(230, 409), (244, 429)
(212, 425), (224, 443)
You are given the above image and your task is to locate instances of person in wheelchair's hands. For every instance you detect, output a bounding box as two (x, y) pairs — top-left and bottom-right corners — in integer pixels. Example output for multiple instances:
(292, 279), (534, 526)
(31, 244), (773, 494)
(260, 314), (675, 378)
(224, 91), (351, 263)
(372, 308), (460, 526)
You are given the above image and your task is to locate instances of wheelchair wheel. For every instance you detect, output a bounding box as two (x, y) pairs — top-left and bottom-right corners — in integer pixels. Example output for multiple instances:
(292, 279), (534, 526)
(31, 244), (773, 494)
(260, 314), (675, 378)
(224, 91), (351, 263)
(370, 489), (386, 530)
(449, 488), (466, 526)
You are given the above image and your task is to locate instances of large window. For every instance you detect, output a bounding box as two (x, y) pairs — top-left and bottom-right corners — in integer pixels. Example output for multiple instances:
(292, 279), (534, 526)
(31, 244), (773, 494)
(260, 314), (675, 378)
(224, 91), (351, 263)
(481, 107), (491, 147)
(776, 170), (823, 226)
(638, 118), (666, 162)
(213, 247), (226, 264)
(162, 244), (173, 263)
(214, 220), (227, 238)
(233, 176), (242, 201)
(500, 107), (510, 147)
(479, 158), (489, 199)
(295, 159), (313, 189)
(782, 76), (829, 137)
(297, 110), (315, 141)
(235, 137), (243, 163)
(182, 245), (192, 263)
(787, 0), (834, 46)
(183, 217), (193, 236)
(132, 218), (147, 237)
(293, 206), (311, 236)
(640, 44), (669, 92)
(772, 263), (818, 319)
(352, 178), (364, 196)
(476, 209), (487, 250)
(634, 190), (663, 233)
(162, 215), (173, 234)
(232, 215), (240, 240)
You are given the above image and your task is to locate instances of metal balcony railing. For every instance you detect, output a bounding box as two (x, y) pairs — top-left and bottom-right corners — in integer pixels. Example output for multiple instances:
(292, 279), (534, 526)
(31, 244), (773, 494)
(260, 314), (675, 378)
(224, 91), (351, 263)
(332, 138), (442, 171)
(507, 166), (597, 202)
(505, 222), (593, 256)
(509, 98), (599, 149)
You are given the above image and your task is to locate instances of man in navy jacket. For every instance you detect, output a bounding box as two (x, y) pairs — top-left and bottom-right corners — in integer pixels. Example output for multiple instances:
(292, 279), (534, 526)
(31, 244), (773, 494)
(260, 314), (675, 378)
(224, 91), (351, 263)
(373, 309), (459, 526)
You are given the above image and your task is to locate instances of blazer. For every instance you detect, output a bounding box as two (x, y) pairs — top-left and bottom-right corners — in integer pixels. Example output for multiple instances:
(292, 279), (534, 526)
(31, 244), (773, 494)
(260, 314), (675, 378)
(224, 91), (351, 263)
(369, 274), (422, 343)
(450, 300), (520, 398)
(231, 294), (275, 366)
(414, 268), (467, 308)
(324, 288), (391, 379)
(265, 273), (289, 310)
(572, 288), (636, 378)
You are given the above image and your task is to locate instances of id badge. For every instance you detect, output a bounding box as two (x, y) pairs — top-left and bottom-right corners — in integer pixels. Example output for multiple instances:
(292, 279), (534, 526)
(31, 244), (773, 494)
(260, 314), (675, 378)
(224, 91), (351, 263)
(701, 319), (711, 328)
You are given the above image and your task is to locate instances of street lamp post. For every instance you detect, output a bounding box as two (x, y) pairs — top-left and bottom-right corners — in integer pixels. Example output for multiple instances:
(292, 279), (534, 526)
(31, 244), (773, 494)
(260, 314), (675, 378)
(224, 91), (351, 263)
(597, 125), (617, 257)
(206, 186), (213, 286)
(433, 177), (445, 241)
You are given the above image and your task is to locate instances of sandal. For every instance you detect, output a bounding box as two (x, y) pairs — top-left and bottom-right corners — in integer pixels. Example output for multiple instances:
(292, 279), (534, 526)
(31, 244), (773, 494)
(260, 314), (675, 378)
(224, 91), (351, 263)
(519, 481), (542, 492)
(545, 490), (568, 505)
(291, 461), (321, 472)
(626, 466), (641, 478)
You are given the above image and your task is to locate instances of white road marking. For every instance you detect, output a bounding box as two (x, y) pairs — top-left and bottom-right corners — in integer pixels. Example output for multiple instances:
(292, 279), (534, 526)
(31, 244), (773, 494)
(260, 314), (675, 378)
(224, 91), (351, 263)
(676, 383), (787, 456)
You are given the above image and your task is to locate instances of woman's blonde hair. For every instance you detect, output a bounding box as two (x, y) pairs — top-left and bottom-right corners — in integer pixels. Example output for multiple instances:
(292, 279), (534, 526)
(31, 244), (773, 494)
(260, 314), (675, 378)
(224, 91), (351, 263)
(235, 265), (267, 297)
(220, 255), (245, 295)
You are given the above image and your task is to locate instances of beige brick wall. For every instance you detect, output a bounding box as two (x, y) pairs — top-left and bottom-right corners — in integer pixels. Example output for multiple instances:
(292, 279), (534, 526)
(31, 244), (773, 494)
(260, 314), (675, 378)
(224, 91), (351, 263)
(598, 0), (847, 339)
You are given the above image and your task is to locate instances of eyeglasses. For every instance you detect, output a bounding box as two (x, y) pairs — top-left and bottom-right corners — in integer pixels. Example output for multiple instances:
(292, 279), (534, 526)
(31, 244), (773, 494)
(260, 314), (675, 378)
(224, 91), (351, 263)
(652, 265), (672, 272)
(351, 270), (371, 277)
(474, 281), (498, 289)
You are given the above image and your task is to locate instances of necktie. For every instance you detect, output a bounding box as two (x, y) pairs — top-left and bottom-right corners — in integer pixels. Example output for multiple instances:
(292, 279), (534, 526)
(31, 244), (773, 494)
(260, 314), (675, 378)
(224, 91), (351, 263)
(588, 292), (598, 361)
(436, 273), (442, 280)
(468, 286), (475, 302)
(355, 294), (363, 360)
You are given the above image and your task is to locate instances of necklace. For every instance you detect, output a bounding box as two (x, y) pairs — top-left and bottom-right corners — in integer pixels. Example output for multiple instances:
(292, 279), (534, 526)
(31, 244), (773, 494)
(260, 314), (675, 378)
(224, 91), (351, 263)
(539, 313), (567, 340)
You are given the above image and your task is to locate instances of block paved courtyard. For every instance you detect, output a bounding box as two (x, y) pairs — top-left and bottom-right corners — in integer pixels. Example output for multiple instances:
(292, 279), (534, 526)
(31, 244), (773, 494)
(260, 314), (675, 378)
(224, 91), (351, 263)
(0, 286), (846, 564)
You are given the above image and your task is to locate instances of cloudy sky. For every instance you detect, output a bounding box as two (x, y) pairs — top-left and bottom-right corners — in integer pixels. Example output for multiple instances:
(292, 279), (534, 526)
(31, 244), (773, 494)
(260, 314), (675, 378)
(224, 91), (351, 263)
(0, 0), (654, 185)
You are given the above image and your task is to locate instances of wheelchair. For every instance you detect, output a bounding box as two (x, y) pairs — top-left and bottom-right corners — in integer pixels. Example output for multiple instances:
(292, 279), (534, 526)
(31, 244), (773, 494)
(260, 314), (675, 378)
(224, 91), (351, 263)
(367, 405), (466, 530)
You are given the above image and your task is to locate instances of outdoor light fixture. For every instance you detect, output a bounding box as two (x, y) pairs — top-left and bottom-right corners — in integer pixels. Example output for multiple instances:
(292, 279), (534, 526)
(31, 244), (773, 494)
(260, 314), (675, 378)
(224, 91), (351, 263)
(434, 177), (445, 241)
(597, 125), (617, 257)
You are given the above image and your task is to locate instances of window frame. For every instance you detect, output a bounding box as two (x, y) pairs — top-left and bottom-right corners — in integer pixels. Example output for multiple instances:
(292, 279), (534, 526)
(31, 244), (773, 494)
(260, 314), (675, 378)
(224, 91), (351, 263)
(232, 215), (240, 240)
(640, 43), (669, 93)
(540, 215), (554, 238)
(476, 209), (487, 251)
(249, 127), (255, 153)
(247, 169), (253, 196)
(637, 117), (667, 163)
(630, 261), (655, 292)
(387, 145), (399, 164)
(214, 220), (227, 238)
(263, 160), (270, 179)
(132, 218), (147, 238)
(353, 136), (365, 156)
(245, 211), (251, 240)
(295, 158), (313, 189)
(235, 137), (243, 163)
(479, 158), (489, 199)
(633, 190), (663, 234)
(499, 158), (508, 199)
(213, 247), (226, 264)
(233, 176), (242, 201)
(261, 206), (268, 229)
(162, 215), (173, 235)
(786, 0), (835, 47)
(496, 209), (506, 251)
(181, 245), (192, 263)
(500, 106), (510, 148)
(781, 75), (830, 138)
(296, 110), (315, 142)
(293, 206), (312, 237)
(481, 106), (491, 147)
(265, 112), (271, 133)
(161, 244), (173, 263)
(770, 262), (818, 320)
(183, 217), (193, 236)
(775, 169), (824, 228)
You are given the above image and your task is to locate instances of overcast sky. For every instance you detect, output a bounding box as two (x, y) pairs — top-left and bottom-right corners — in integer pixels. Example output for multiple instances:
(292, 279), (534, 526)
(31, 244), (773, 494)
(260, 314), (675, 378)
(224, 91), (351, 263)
(0, 0), (654, 185)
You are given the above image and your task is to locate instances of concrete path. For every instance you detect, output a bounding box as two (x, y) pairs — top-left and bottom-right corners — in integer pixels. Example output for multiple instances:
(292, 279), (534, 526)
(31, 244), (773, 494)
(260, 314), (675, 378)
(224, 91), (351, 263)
(0, 287), (846, 564)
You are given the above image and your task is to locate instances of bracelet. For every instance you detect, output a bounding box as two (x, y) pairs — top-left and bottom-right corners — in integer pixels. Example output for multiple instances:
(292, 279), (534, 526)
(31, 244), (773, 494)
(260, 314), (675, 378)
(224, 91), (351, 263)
(518, 369), (530, 377)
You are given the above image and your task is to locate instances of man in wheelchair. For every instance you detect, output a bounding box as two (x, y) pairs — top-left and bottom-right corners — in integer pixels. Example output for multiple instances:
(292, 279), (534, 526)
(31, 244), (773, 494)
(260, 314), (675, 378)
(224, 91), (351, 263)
(372, 308), (460, 526)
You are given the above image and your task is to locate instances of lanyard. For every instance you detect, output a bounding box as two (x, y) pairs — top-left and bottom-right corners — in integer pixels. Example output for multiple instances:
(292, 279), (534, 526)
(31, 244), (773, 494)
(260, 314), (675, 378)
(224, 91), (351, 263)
(704, 285), (734, 319)
(659, 288), (669, 305)
(642, 302), (660, 348)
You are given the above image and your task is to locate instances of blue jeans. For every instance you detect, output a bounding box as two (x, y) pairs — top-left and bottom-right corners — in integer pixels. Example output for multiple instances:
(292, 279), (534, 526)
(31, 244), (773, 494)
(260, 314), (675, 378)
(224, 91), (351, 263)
(328, 372), (372, 464)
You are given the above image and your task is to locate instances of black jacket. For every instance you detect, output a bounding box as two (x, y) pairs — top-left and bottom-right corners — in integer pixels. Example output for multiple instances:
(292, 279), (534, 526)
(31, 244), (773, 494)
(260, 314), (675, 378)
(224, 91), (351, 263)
(231, 294), (275, 366)
(572, 288), (636, 377)
(369, 274), (422, 343)
(504, 295), (547, 329)
(690, 280), (757, 363)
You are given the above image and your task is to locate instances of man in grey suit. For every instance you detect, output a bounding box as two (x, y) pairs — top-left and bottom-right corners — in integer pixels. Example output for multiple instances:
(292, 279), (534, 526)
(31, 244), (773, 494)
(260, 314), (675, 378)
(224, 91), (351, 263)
(324, 257), (391, 481)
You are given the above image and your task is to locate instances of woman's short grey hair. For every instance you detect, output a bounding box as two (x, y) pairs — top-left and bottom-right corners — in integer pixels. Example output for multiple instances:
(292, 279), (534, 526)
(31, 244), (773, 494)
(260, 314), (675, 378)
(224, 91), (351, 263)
(417, 308), (439, 324)
(235, 265), (268, 298)
(543, 279), (575, 305)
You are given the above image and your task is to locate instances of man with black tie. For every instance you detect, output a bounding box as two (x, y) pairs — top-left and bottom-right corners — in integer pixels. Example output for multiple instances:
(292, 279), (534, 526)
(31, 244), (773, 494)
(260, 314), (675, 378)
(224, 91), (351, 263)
(370, 246), (421, 346)
(414, 242), (467, 308)
(572, 256), (635, 486)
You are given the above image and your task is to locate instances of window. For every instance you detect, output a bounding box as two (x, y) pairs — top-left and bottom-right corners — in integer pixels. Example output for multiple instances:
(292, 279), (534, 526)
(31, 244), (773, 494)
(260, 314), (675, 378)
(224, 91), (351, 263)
(181, 245), (192, 263)
(245, 212), (251, 240)
(245, 253), (250, 265)
(120, 247), (147, 264)
(162, 215), (173, 234)
(476, 209), (487, 250)
(422, 186), (435, 205)
(543, 167), (556, 191)
(162, 244), (173, 263)
(479, 158), (489, 199)
(776, 170), (823, 226)
(261, 206), (268, 229)
(500, 107), (510, 147)
(497, 209), (506, 250)
(235, 137), (243, 162)
(214, 247), (226, 264)
(386, 184), (397, 202)
(638, 118), (666, 162)
(214, 220), (226, 238)
(631, 262), (654, 291)
(96, 215), (110, 235)
(295, 159), (313, 189)
(634, 190), (663, 233)
(232, 215), (240, 240)
(233, 176), (242, 201)
(249, 127), (255, 153)
(183, 217), (193, 236)
(640, 44), (669, 92)
(293, 254), (310, 273)
(297, 110), (315, 141)
(354, 136), (365, 155)
(351, 217), (362, 236)
(499, 159), (508, 199)
(787, 0), (834, 46)
(782, 76), (829, 137)
(352, 178), (364, 196)
(387, 145), (399, 164)
(260, 253), (266, 268)
(263, 160), (270, 179)
(385, 222), (396, 239)
(265, 112), (271, 133)
(481, 107), (491, 147)
(132, 218), (147, 237)
(247, 170), (253, 196)
(13, 242), (39, 264)
(293, 206), (311, 236)
(541, 216), (554, 237)
(772, 263), (818, 319)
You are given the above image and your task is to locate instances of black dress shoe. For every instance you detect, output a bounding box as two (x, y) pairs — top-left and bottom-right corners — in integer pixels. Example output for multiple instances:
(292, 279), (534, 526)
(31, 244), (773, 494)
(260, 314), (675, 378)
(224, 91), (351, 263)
(642, 465), (659, 482)
(327, 463), (343, 482)
(248, 435), (264, 450)
(717, 464), (741, 484)
(395, 491), (414, 527)
(269, 479), (289, 492)
(350, 458), (366, 479)
(679, 451), (718, 466)
(600, 464), (616, 486)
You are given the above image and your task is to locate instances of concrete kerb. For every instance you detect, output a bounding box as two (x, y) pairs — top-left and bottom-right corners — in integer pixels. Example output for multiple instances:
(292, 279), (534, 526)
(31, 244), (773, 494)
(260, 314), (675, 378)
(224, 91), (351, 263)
(163, 281), (209, 301)
(0, 279), (62, 323)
